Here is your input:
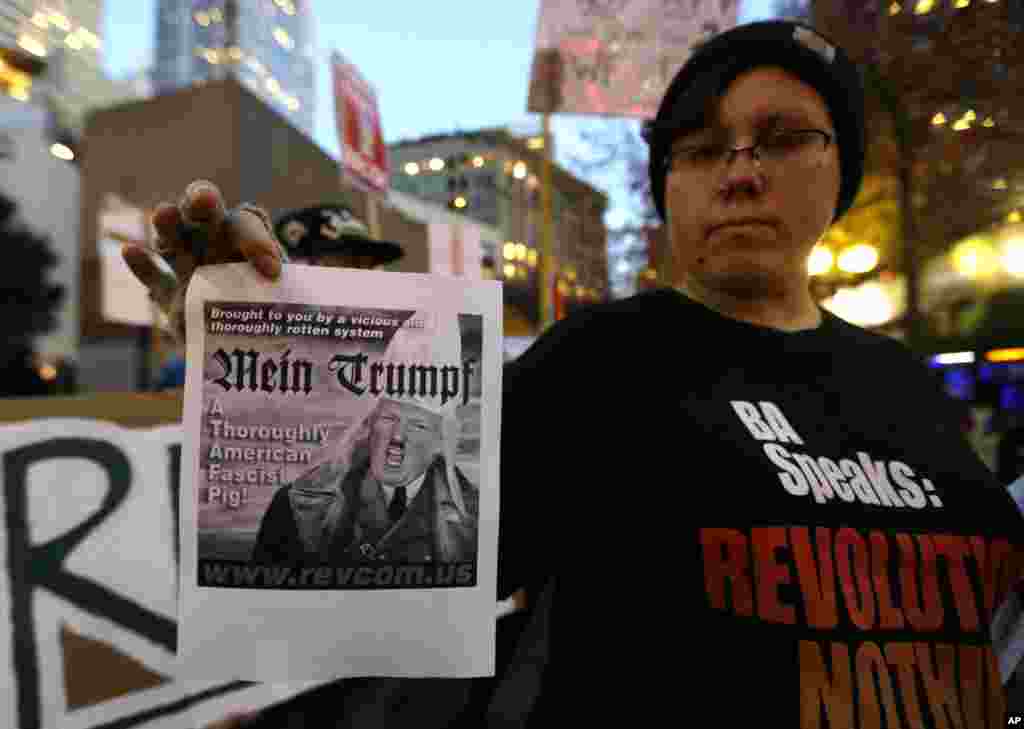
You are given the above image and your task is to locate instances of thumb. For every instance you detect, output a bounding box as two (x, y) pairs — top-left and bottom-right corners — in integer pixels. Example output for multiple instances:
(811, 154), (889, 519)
(122, 243), (178, 305)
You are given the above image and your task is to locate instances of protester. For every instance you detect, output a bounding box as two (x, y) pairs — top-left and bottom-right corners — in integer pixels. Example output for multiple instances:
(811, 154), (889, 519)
(123, 20), (1024, 728)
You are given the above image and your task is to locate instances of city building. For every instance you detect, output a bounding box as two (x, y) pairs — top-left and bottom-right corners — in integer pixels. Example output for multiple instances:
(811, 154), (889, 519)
(387, 187), (502, 277)
(77, 77), (431, 390)
(111, 65), (155, 100)
(1, 0), (129, 133)
(388, 128), (609, 329)
(153, 0), (315, 138)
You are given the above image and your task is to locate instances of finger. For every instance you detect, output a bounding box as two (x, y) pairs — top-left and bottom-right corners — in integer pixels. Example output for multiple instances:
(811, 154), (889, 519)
(178, 182), (228, 265)
(151, 203), (199, 281)
(151, 203), (184, 254)
(121, 243), (177, 301)
(180, 180), (226, 228)
(223, 208), (282, 279)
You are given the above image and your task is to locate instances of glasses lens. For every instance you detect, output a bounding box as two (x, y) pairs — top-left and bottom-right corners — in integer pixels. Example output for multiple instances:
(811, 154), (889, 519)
(669, 132), (827, 175)
(760, 132), (826, 166)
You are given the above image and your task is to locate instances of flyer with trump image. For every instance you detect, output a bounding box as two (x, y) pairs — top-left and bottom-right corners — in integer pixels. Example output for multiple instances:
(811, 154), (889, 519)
(178, 263), (502, 681)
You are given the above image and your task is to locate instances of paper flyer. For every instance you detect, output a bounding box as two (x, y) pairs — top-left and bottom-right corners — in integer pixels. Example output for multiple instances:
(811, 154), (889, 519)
(178, 263), (502, 681)
(994, 476), (1024, 684)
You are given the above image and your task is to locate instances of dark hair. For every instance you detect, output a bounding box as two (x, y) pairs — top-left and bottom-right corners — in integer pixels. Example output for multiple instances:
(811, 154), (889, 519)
(643, 59), (752, 173)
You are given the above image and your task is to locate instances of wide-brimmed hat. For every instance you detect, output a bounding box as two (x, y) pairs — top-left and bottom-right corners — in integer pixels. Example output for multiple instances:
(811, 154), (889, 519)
(273, 204), (404, 264)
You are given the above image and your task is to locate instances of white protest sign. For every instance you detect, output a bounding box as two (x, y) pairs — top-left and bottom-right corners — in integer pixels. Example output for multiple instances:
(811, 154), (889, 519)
(0, 417), (331, 729)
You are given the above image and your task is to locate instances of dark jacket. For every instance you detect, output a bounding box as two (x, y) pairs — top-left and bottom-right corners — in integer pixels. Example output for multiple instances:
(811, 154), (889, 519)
(251, 456), (478, 564)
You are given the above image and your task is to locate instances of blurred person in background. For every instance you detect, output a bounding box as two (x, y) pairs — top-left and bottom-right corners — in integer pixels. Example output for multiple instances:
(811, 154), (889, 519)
(0, 190), (70, 398)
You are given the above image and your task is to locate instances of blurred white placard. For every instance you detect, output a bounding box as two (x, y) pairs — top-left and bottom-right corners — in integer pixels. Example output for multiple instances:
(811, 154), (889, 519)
(99, 238), (155, 327)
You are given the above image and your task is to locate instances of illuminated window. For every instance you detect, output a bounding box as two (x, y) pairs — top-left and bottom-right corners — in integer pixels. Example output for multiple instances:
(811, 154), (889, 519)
(210, 7), (223, 23)
(17, 35), (47, 57)
(273, 28), (294, 50)
(78, 29), (101, 50)
(195, 11), (211, 27)
(49, 12), (71, 32)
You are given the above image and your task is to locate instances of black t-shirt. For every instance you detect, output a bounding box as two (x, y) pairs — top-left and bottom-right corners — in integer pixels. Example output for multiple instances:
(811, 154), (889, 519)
(499, 288), (1024, 727)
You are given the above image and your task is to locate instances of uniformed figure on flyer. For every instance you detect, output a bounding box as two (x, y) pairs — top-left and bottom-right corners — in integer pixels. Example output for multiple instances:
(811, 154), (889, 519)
(250, 310), (479, 566)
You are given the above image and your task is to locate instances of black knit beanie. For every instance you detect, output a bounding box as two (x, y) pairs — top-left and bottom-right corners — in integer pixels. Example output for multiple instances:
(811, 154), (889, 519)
(645, 20), (865, 224)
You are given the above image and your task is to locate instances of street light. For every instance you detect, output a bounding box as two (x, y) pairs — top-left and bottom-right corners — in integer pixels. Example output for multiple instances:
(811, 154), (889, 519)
(50, 143), (73, 161)
(951, 236), (1000, 279)
(837, 244), (880, 275)
(1000, 235), (1024, 276)
(807, 245), (834, 276)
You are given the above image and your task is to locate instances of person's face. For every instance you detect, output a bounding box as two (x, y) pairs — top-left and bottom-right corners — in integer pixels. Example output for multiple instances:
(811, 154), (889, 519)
(664, 66), (841, 298)
(368, 399), (444, 487)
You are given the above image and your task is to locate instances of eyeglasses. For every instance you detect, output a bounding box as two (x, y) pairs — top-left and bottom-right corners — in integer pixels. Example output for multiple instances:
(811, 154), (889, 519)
(665, 129), (833, 178)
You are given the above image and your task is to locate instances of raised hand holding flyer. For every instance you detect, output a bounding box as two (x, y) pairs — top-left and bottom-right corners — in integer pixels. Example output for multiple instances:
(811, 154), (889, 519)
(178, 263), (502, 681)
